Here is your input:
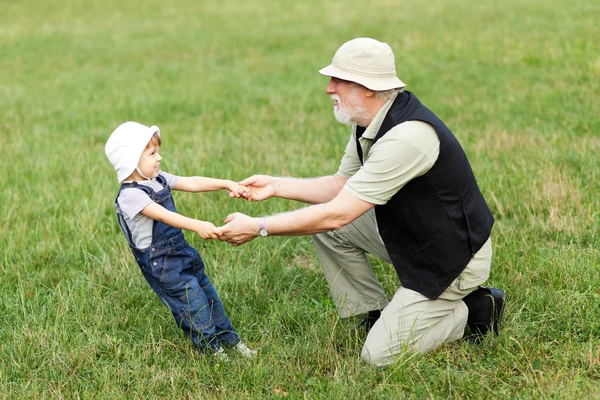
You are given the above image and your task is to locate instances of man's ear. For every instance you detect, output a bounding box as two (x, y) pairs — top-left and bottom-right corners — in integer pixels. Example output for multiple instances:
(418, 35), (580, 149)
(364, 89), (376, 99)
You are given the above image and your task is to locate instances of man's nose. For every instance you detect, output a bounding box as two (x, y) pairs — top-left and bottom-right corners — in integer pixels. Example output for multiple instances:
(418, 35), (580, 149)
(326, 78), (336, 94)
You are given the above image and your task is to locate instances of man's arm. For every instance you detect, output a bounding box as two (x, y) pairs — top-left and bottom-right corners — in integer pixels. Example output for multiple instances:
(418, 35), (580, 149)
(239, 174), (347, 205)
(218, 189), (374, 245)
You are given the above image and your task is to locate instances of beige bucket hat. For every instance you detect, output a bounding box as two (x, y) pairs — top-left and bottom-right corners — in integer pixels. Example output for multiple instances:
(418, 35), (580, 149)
(105, 121), (160, 182)
(319, 37), (406, 91)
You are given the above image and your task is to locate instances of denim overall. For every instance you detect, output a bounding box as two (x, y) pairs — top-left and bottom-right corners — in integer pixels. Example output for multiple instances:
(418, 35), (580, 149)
(115, 175), (239, 352)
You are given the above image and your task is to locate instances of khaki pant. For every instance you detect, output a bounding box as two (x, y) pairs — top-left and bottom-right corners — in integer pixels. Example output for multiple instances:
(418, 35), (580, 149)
(311, 209), (492, 366)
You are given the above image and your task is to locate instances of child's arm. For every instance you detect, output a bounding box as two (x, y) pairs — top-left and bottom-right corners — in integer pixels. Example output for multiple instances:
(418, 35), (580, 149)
(174, 176), (244, 198)
(141, 202), (219, 240)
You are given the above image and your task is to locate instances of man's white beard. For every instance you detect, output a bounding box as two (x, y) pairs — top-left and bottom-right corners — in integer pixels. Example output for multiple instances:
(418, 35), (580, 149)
(331, 89), (367, 126)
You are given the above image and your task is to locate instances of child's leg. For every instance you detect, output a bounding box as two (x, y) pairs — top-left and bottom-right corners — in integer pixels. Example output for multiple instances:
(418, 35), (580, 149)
(151, 249), (229, 352)
(195, 271), (240, 348)
(188, 250), (240, 347)
(172, 281), (222, 351)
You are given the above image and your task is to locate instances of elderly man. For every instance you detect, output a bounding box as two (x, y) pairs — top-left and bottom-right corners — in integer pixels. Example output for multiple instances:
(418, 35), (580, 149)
(219, 38), (505, 366)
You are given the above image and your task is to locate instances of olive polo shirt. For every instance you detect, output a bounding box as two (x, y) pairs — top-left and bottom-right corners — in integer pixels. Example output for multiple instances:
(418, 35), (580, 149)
(337, 92), (441, 205)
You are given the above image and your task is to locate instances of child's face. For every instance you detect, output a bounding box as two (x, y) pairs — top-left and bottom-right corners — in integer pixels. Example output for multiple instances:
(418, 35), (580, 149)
(137, 142), (162, 179)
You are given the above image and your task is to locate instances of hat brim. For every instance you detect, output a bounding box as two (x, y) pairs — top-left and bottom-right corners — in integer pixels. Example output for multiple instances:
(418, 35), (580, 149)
(149, 125), (160, 137)
(319, 64), (406, 91)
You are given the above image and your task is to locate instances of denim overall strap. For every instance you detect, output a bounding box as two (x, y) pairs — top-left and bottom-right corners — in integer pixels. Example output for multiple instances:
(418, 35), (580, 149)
(114, 181), (152, 249)
(148, 175), (185, 247)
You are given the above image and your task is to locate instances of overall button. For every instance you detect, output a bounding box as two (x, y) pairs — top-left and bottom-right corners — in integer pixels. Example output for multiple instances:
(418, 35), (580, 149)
(153, 262), (157, 266)
(152, 248), (156, 252)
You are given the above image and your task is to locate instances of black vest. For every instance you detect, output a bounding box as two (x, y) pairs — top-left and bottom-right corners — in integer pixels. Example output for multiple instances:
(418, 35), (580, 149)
(356, 91), (494, 299)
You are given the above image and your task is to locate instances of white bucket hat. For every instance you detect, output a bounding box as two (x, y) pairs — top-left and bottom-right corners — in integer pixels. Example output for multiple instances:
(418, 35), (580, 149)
(319, 37), (406, 91)
(105, 121), (160, 182)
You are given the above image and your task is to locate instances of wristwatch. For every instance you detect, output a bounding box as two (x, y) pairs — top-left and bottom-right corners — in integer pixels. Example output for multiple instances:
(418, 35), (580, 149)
(258, 217), (269, 237)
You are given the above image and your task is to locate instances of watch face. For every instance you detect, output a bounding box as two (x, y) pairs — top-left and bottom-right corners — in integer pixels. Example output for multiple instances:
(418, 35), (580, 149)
(259, 228), (268, 237)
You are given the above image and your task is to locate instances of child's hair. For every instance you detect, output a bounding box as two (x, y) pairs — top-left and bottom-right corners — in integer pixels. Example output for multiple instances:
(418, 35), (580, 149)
(146, 132), (162, 149)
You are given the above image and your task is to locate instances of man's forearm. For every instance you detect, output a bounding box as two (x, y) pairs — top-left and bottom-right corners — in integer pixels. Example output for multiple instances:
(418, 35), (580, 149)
(273, 175), (346, 204)
(265, 188), (374, 236)
(266, 203), (348, 236)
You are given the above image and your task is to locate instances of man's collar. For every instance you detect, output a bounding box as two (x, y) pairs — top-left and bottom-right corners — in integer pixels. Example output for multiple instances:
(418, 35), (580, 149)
(356, 91), (401, 140)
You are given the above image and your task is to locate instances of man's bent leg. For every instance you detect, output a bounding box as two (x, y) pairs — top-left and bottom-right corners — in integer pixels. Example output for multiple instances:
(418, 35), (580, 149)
(311, 209), (392, 318)
(360, 286), (468, 366)
(361, 239), (493, 366)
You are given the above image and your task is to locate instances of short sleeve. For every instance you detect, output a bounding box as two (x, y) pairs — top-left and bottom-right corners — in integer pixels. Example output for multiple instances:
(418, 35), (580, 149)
(344, 121), (440, 204)
(117, 188), (154, 220)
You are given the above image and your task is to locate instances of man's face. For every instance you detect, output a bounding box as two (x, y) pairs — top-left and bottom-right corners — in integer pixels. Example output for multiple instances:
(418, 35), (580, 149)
(326, 78), (367, 125)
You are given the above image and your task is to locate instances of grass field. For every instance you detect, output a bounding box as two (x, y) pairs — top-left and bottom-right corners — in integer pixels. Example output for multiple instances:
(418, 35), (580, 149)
(1, 0), (599, 398)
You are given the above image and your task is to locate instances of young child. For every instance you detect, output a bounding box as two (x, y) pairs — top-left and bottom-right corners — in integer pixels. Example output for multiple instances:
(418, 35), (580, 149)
(105, 121), (255, 359)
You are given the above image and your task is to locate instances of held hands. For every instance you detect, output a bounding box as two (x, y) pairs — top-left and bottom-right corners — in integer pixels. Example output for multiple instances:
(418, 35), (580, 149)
(217, 175), (276, 246)
(195, 220), (221, 240)
(233, 175), (276, 202)
(217, 212), (259, 246)
(225, 180), (246, 199)
(180, 175), (274, 241)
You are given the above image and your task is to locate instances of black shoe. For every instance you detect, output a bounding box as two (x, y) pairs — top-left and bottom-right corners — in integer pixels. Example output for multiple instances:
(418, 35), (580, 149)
(463, 286), (506, 339)
(355, 309), (381, 333)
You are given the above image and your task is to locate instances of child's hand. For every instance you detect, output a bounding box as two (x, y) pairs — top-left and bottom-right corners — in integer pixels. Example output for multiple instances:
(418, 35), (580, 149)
(233, 184), (260, 201)
(226, 182), (259, 201)
(195, 221), (220, 240)
(226, 180), (245, 198)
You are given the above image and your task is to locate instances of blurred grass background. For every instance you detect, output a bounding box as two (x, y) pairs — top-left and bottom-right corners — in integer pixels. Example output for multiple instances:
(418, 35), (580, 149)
(1, 0), (599, 398)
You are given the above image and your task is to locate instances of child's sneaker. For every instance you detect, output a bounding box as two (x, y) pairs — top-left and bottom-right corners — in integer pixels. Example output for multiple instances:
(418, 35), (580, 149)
(213, 346), (229, 362)
(235, 342), (257, 358)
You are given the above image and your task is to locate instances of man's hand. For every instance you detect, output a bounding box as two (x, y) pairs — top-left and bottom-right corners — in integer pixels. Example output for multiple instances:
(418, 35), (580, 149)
(235, 175), (276, 201)
(217, 212), (260, 245)
(195, 221), (221, 240)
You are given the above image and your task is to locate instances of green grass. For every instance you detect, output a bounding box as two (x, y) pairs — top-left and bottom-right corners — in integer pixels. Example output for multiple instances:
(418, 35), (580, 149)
(1, 0), (599, 398)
